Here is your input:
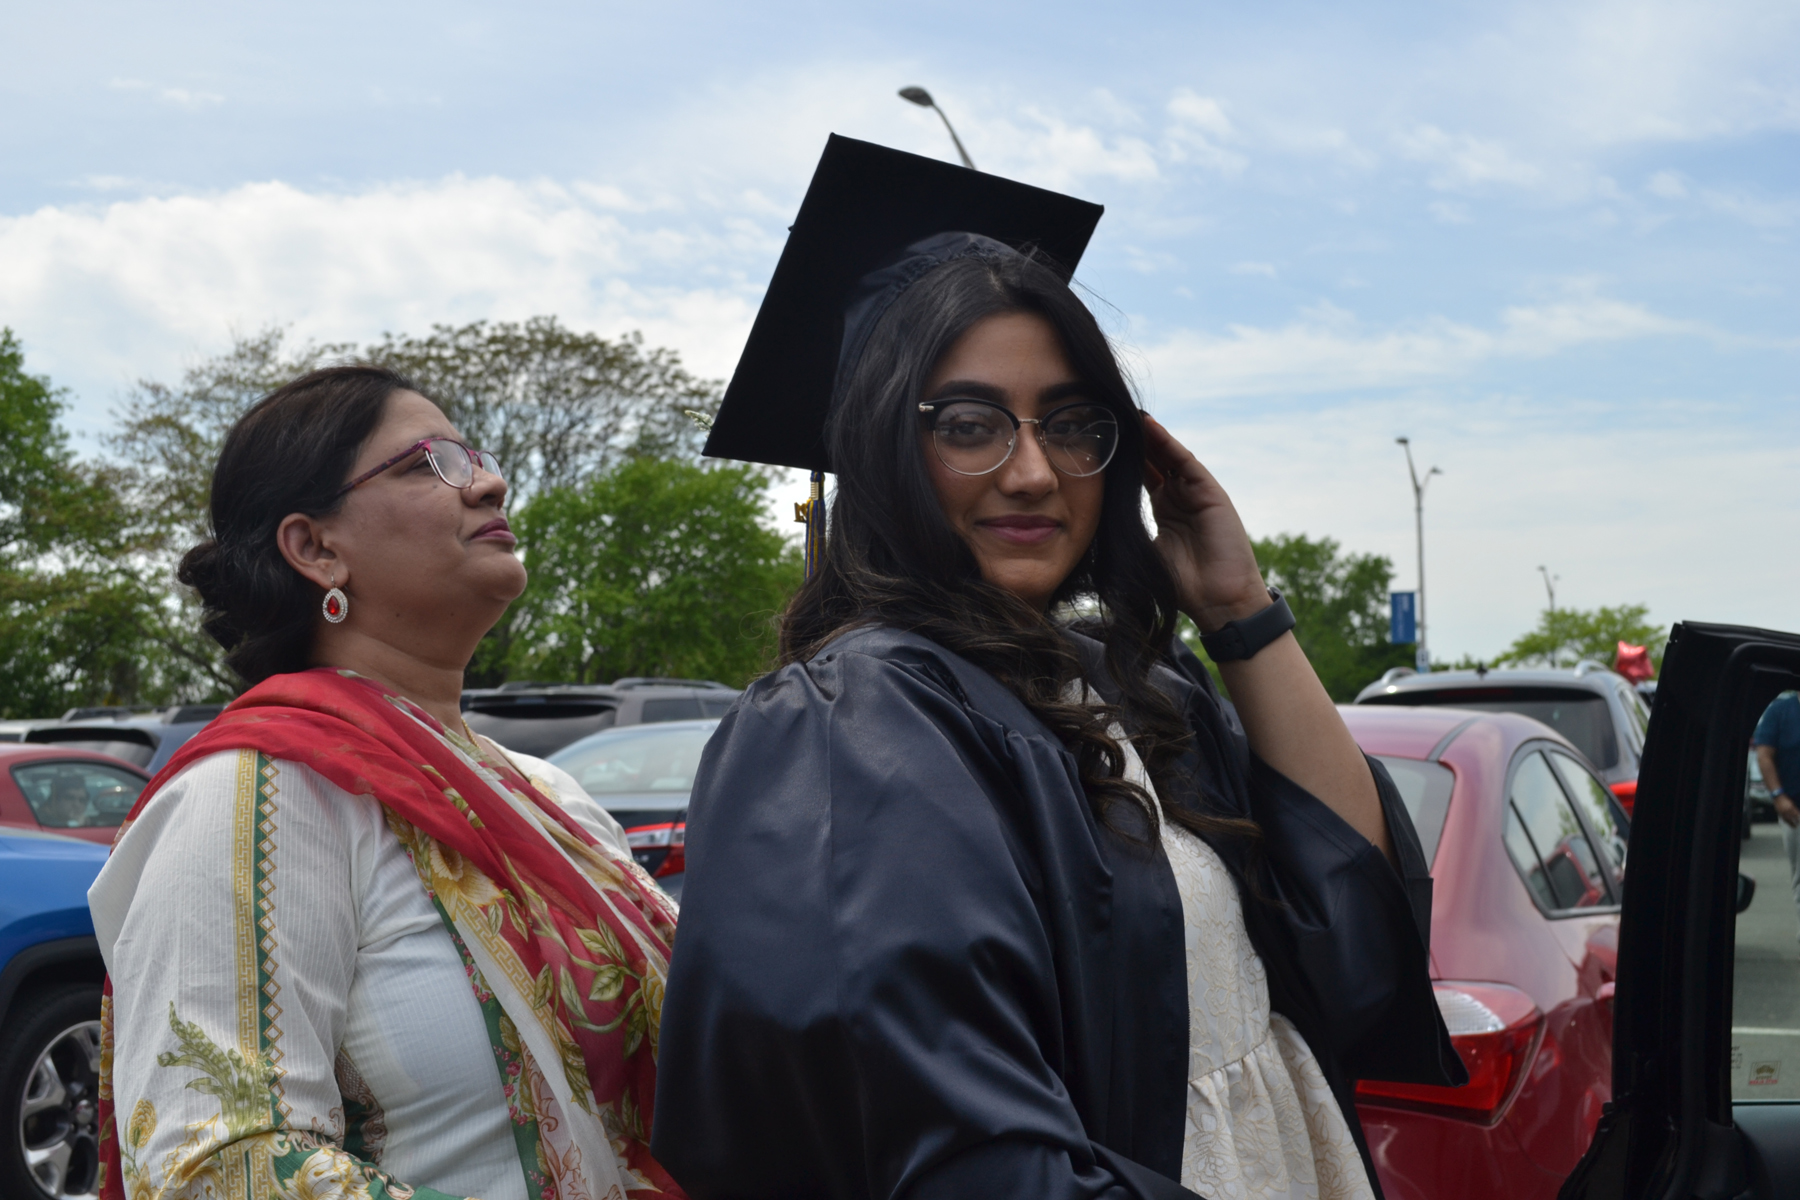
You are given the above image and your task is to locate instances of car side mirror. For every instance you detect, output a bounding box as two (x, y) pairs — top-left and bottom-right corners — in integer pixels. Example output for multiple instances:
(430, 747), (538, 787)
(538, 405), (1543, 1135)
(1737, 872), (1756, 915)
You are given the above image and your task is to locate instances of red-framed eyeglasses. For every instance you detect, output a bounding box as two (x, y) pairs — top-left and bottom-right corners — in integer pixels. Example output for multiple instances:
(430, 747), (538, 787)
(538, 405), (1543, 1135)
(333, 437), (503, 499)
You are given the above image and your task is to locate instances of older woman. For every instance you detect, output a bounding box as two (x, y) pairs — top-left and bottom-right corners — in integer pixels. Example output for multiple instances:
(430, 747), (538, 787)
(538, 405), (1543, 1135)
(652, 138), (1464, 1200)
(88, 367), (682, 1200)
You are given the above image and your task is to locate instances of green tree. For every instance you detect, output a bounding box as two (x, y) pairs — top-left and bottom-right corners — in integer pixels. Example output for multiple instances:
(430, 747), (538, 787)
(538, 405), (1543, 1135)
(1179, 532), (1414, 701)
(0, 329), (224, 716)
(1494, 604), (1665, 670)
(105, 320), (723, 689)
(366, 317), (719, 501)
(504, 458), (801, 687)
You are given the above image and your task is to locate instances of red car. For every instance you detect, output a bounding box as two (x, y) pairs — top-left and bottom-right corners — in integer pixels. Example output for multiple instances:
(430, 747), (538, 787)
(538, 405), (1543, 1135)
(0, 744), (151, 845)
(1341, 705), (1625, 1200)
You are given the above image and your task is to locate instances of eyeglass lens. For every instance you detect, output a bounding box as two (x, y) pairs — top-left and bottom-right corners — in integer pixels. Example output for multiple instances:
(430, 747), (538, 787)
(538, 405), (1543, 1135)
(930, 401), (1118, 478)
(423, 438), (504, 488)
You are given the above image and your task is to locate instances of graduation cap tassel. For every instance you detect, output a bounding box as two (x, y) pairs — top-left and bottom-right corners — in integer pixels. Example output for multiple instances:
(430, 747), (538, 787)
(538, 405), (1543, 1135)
(793, 470), (827, 578)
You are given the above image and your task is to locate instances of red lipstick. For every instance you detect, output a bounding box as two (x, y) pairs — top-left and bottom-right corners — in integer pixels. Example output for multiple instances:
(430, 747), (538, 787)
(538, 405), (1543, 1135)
(976, 514), (1061, 545)
(471, 518), (516, 546)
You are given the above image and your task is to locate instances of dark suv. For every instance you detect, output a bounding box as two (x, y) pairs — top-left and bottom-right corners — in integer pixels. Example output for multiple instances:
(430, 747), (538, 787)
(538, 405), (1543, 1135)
(24, 704), (227, 774)
(461, 677), (740, 757)
(1354, 661), (1651, 812)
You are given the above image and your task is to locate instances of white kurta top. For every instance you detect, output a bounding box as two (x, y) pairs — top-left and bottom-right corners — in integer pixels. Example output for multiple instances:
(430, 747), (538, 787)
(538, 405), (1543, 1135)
(89, 737), (634, 1200)
(1112, 720), (1374, 1200)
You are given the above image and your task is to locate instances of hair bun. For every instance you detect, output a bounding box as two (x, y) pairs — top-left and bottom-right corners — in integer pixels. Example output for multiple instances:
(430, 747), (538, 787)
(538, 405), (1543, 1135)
(177, 538), (224, 597)
(177, 365), (415, 685)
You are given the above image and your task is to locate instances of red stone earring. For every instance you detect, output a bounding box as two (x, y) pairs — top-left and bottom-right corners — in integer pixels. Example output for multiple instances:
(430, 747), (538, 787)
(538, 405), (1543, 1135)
(322, 574), (348, 624)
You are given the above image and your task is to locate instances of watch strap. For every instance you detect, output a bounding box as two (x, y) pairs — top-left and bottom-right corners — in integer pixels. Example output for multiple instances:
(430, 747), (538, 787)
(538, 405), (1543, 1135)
(1199, 589), (1296, 663)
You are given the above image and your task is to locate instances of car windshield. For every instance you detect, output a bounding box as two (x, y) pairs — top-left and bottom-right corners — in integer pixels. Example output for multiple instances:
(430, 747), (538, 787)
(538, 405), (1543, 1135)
(12, 760), (147, 828)
(1372, 756), (1455, 864)
(1383, 688), (1619, 769)
(548, 723), (718, 797)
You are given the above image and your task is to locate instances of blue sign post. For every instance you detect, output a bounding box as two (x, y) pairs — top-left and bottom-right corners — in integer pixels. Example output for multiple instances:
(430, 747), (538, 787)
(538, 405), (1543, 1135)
(1390, 591), (1417, 646)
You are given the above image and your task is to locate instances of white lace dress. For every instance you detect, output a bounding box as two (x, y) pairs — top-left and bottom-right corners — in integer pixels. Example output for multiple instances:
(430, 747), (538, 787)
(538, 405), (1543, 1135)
(1113, 721), (1375, 1200)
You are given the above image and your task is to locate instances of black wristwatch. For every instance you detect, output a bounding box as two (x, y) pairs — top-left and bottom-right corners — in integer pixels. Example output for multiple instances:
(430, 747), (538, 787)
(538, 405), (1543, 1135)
(1198, 588), (1296, 663)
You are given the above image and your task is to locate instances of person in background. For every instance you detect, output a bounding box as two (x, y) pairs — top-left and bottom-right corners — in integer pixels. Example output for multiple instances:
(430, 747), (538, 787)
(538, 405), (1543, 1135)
(39, 775), (89, 827)
(1753, 690), (1800, 946)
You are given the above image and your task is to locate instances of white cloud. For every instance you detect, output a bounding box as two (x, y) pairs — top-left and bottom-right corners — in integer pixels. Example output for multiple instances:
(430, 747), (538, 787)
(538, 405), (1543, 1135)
(110, 78), (224, 109)
(997, 108), (1161, 189)
(0, 176), (762, 431)
(1229, 261), (1278, 278)
(1699, 187), (1800, 229)
(1163, 89), (1247, 177)
(1647, 169), (1690, 198)
(1138, 292), (1717, 403)
(1395, 125), (1544, 191)
(1428, 201), (1473, 225)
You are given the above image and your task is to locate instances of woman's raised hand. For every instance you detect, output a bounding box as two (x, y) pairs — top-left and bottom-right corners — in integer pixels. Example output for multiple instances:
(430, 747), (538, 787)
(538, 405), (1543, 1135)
(1142, 414), (1271, 633)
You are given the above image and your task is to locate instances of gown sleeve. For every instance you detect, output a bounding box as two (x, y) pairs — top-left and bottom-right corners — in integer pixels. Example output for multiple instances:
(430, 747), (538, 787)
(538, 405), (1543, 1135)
(89, 750), (468, 1200)
(652, 648), (1198, 1200)
(1160, 641), (1463, 1088)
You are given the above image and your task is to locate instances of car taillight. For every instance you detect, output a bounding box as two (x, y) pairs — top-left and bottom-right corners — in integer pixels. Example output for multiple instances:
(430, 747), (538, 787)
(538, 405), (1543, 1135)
(1609, 778), (1636, 817)
(624, 822), (686, 877)
(1355, 981), (1544, 1125)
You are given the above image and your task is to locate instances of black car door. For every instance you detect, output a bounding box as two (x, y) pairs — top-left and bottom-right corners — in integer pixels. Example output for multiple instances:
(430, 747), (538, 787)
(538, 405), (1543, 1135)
(1560, 621), (1800, 1200)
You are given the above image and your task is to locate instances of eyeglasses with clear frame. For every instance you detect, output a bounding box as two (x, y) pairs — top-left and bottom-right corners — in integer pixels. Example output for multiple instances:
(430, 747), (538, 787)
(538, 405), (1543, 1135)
(332, 436), (504, 499)
(918, 397), (1120, 478)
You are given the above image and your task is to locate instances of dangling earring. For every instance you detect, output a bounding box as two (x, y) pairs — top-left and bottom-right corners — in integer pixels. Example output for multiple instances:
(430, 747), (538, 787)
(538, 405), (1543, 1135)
(322, 574), (349, 624)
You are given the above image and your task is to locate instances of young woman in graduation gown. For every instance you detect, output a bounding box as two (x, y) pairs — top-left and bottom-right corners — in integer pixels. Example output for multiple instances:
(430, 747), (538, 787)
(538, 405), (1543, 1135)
(88, 368), (684, 1200)
(651, 138), (1464, 1200)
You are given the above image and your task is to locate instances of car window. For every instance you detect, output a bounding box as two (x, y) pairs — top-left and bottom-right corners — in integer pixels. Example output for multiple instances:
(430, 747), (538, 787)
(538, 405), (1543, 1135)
(1371, 756), (1454, 865)
(1618, 686), (1650, 751)
(1394, 689), (1620, 769)
(1545, 747), (1628, 883)
(27, 735), (157, 767)
(699, 696), (734, 718)
(641, 698), (704, 723)
(548, 724), (717, 796)
(1502, 750), (1614, 911)
(462, 708), (616, 758)
(12, 760), (146, 828)
(1735, 694), (1800, 1101)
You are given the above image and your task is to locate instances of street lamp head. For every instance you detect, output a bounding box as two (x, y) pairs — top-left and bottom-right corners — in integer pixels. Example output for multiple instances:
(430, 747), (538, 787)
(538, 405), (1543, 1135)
(1395, 436), (1409, 445)
(899, 87), (935, 107)
(1428, 466), (1442, 477)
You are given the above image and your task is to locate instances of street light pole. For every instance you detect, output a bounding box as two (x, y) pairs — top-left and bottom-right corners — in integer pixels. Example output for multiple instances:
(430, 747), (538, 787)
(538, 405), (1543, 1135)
(1396, 438), (1442, 672)
(898, 87), (976, 170)
(1537, 565), (1558, 613)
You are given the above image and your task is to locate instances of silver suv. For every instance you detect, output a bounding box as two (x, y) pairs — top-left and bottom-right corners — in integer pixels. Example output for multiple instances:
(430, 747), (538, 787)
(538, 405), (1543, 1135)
(460, 677), (739, 757)
(1354, 661), (1651, 804)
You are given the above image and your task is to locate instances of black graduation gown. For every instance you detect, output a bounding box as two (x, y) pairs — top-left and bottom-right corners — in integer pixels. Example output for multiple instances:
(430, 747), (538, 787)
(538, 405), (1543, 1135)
(651, 626), (1464, 1200)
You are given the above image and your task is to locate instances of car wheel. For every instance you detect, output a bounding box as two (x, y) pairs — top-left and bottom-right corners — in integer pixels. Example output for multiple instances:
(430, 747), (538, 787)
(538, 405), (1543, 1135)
(0, 984), (104, 1200)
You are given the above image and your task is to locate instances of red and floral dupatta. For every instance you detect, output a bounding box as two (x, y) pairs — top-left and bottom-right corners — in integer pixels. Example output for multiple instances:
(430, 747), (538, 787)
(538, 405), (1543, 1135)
(96, 667), (684, 1199)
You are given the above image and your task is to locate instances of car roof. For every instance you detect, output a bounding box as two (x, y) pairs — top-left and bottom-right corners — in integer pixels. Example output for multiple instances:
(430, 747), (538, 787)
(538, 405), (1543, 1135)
(1355, 663), (1626, 703)
(0, 743), (154, 774)
(1338, 703), (1586, 764)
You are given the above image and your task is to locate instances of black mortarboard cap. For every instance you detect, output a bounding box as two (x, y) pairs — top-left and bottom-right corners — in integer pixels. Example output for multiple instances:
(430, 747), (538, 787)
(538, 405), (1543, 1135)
(703, 134), (1105, 472)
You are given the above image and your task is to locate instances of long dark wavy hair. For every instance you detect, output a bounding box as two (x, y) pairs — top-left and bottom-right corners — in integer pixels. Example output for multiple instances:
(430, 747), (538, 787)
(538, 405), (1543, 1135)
(780, 248), (1259, 848)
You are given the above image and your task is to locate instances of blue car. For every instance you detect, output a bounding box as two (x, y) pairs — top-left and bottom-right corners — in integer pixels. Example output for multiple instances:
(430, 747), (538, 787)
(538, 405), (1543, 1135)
(0, 826), (110, 1199)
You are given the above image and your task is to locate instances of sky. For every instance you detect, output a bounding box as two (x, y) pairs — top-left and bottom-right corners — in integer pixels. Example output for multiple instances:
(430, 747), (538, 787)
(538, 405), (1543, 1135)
(2, 0), (1796, 662)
